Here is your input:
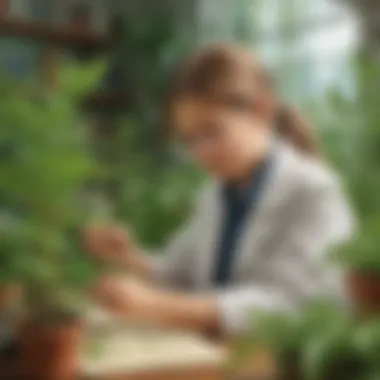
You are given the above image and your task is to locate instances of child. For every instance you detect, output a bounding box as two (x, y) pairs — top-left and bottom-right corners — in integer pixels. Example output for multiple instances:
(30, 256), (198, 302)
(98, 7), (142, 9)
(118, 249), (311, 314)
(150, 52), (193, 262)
(84, 44), (354, 336)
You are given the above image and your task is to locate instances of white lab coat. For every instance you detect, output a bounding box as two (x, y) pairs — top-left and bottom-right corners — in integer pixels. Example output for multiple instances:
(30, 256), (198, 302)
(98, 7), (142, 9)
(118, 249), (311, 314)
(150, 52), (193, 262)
(149, 141), (354, 335)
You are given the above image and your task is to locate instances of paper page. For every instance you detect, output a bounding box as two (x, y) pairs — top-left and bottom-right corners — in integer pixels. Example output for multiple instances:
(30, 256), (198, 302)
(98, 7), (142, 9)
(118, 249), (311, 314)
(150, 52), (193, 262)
(82, 307), (226, 377)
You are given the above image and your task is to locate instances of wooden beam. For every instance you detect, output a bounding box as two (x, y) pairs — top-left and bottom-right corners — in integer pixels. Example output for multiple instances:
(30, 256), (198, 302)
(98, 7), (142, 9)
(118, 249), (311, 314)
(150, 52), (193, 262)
(0, 18), (108, 52)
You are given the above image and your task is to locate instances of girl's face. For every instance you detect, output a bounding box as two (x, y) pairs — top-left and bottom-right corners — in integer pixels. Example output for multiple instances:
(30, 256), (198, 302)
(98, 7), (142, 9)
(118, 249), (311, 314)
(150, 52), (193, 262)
(173, 96), (271, 182)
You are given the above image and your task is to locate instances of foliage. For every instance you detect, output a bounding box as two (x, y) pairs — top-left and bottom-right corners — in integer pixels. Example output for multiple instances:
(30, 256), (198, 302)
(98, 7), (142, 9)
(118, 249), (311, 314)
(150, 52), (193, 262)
(0, 60), (107, 316)
(331, 216), (380, 273)
(301, 315), (380, 379)
(60, 60), (108, 102)
(93, 117), (204, 247)
(93, 12), (201, 247)
(318, 53), (380, 272)
(108, 11), (191, 158)
(115, 162), (203, 247)
(235, 300), (348, 362)
(234, 301), (380, 380)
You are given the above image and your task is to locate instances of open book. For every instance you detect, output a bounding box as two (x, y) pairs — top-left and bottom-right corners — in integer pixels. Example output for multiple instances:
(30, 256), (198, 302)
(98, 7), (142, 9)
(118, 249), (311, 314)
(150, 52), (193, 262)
(81, 307), (227, 378)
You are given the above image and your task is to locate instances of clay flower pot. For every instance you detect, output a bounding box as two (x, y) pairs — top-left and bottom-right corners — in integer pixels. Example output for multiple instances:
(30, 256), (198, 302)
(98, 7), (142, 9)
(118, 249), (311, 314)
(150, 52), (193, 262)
(346, 271), (380, 313)
(18, 315), (84, 380)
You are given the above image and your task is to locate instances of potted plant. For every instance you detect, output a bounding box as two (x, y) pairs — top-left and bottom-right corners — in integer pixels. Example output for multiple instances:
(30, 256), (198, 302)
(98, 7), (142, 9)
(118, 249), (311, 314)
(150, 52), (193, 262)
(232, 311), (304, 380)
(231, 300), (344, 380)
(302, 315), (380, 380)
(301, 318), (366, 380)
(331, 216), (380, 315)
(232, 300), (380, 380)
(0, 60), (106, 380)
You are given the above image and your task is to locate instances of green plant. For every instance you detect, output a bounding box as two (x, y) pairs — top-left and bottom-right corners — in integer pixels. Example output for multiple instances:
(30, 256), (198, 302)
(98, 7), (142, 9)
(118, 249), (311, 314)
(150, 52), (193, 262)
(302, 320), (365, 380)
(93, 116), (204, 247)
(0, 59), (107, 318)
(116, 162), (203, 247)
(331, 216), (380, 273)
(302, 315), (380, 380)
(244, 300), (348, 361)
(92, 13), (202, 247)
(233, 301), (380, 380)
(320, 54), (380, 274)
(109, 11), (191, 159)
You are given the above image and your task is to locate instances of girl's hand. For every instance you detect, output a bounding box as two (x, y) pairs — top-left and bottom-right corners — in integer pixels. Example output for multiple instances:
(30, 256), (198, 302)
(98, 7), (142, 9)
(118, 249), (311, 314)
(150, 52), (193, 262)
(92, 276), (220, 333)
(92, 276), (159, 320)
(83, 224), (134, 265)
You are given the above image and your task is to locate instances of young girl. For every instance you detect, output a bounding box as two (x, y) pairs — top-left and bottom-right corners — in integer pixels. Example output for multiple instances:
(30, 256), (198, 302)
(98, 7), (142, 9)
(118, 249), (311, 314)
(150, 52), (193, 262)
(84, 44), (354, 336)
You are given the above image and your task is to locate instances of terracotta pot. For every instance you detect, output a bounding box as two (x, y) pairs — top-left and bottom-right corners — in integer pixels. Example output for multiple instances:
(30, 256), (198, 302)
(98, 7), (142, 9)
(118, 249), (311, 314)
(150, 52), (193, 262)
(346, 271), (380, 313)
(18, 315), (83, 380)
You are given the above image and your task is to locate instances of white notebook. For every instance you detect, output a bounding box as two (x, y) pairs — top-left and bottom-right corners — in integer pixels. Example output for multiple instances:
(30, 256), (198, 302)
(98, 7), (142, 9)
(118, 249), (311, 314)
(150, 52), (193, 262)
(82, 307), (226, 378)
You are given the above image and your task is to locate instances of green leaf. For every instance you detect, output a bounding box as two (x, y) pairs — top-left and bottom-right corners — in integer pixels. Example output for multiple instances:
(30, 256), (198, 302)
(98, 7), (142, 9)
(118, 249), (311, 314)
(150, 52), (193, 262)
(59, 59), (108, 100)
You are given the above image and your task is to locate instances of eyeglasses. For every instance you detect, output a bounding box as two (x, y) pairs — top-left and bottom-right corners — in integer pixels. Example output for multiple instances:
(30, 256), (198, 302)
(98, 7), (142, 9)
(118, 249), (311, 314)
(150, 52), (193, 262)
(179, 121), (228, 151)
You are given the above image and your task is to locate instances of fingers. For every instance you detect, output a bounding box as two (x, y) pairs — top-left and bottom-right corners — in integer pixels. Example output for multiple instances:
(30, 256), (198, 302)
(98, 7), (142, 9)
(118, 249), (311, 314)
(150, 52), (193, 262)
(92, 276), (157, 322)
(110, 226), (131, 252)
(92, 276), (129, 315)
(82, 225), (103, 257)
(82, 224), (130, 261)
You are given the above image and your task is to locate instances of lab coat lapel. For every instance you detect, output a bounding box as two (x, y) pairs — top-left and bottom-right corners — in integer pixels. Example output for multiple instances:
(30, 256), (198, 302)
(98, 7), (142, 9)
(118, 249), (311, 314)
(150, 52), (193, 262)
(194, 182), (224, 289)
(194, 142), (294, 288)
(232, 143), (293, 279)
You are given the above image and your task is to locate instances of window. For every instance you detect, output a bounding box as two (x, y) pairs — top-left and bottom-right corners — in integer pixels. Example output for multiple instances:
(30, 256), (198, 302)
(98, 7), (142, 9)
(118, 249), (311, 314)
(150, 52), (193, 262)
(244, 0), (358, 103)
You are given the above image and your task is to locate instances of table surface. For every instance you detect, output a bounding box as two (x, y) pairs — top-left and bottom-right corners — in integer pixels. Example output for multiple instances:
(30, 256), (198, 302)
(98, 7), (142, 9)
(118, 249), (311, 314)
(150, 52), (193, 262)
(0, 349), (274, 380)
(0, 317), (274, 380)
(81, 365), (223, 380)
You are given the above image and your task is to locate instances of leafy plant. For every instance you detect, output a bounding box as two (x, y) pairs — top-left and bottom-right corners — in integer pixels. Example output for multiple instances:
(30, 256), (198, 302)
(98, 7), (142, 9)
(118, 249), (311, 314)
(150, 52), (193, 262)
(92, 116), (204, 247)
(0, 59), (107, 318)
(331, 216), (380, 273)
(92, 13), (202, 248)
(301, 314), (380, 380)
(243, 300), (348, 362)
(234, 301), (380, 380)
(105, 11), (191, 158)
(321, 54), (380, 274)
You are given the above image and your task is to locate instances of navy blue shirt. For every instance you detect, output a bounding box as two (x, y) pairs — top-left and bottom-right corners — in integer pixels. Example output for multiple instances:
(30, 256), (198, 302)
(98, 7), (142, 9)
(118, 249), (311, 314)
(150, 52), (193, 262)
(213, 157), (272, 286)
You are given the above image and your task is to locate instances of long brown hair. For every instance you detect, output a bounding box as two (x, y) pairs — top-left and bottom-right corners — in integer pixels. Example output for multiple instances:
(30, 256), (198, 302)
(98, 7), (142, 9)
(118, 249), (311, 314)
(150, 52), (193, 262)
(167, 43), (320, 157)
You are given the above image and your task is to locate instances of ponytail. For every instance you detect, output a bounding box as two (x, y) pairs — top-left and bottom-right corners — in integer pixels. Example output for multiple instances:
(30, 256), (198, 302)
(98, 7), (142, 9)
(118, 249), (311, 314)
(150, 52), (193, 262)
(276, 104), (320, 157)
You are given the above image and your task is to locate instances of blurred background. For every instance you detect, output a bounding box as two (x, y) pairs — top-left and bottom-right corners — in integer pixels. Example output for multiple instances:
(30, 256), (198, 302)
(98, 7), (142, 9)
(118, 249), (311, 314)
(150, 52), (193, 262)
(0, 0), (379, 273)
(2, 1), (380, 377)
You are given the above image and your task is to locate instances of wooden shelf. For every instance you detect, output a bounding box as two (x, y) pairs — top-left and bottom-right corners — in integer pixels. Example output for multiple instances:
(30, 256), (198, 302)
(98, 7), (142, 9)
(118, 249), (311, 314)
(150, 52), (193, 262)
(0, 18), (108, 51)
